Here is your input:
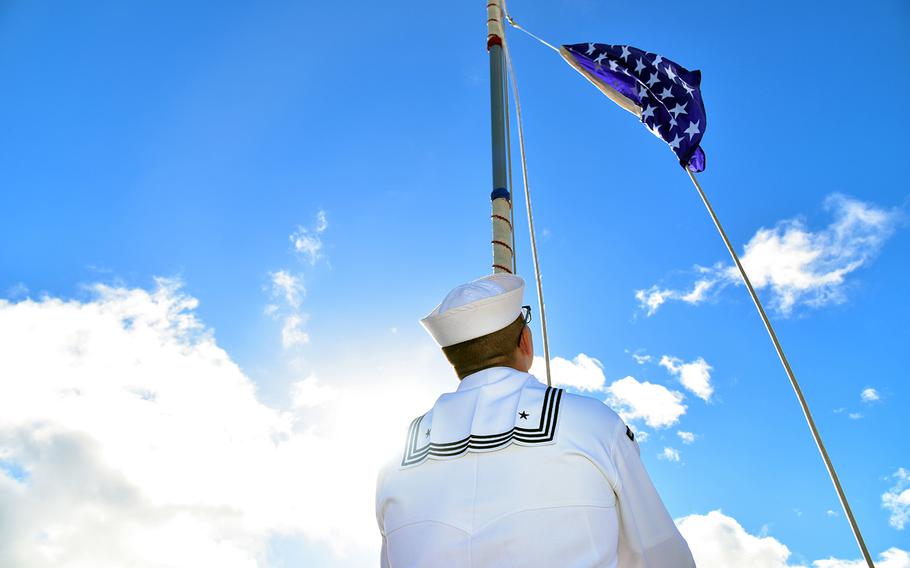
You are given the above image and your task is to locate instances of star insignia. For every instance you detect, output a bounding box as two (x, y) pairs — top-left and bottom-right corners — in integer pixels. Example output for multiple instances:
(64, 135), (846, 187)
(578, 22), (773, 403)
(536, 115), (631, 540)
(594, 52), (607, 65)
(638, 84), (649, 99)
(659, 86), (674, 100)
(652, 54), (663, 68)
(620, 45), (631, 61)
(641, 104), (655, 120)
(608, 60), (620, 72)
(668, 134), (684, 150)
(665, 65), (678, 83)
(634, 58), (646, 73)
(586, 43), (596, 55)
(519, 411), (529, 420)
(681, 81), (695, 95)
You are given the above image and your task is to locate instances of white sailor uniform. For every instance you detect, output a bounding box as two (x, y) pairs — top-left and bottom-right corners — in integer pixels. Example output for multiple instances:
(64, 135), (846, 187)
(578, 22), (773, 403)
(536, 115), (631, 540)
(375, 366), (695, 568)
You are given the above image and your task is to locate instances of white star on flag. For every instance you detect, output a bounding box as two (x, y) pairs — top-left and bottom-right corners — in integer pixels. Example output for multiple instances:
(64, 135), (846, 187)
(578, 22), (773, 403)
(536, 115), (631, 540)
(586, 43), (596, 55)
(647, 71), (661, 88)
(684, 120), (701, 140)
(668, 133), (683, 150)
(641, 104), (655, 119)
(665, 65), (677, 82)
(620, 45), (631, 60)
(669, 102), (688, 118)
(635, 58), (646, 73)
(659, 87), (674, 100)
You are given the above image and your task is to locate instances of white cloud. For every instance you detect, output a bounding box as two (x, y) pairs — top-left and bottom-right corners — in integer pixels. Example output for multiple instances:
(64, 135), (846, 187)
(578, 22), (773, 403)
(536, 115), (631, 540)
(848, 412), (863, 420)
(636, 194), (899, 317)
(315, 209), (328, 233)
(826, 509), (838, 517)
(281, 313), (309, 348)
(531, 353), (606, 392)
(883, 468), (910, 530)
(291, 375), (337, 409)
(813, 548), (910, 568)
(606, 376), (686, 429)
(625, 349), (651, 365)
(678, 510), (910, 568)
(677, 431), (696, 444)
(659, 447), (681, 462)
(0, 279), (448, 567)
(269, 270), (304, 309)
(269, 212), (329, 350)
(635, 287), (674, 316)
(860, 388), (880, 403)
(290, 209), (328, 265)
(676, 510), (796, 567)
(659, 355), (714, 401)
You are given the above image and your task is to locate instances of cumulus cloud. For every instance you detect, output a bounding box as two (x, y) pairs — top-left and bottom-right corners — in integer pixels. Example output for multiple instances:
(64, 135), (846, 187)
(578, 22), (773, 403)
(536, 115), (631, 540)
(860, 388), (880, 403)
(606, 376), (686, 429)
(678, 510), (910, 568)
(531, 353), (607, 392)
(0, 280), (447, 567)
(677, 431), (696, 444)
(659, 447), (681, 462)
(659, 355), (714, 401)
(636, 194), (899, 317)
(813, 548), (910, 568)
(290, 209), (328, 264)
(291, 375), (337, 409)
(883, 468), (910, 530)
(677, 510), (796, 567)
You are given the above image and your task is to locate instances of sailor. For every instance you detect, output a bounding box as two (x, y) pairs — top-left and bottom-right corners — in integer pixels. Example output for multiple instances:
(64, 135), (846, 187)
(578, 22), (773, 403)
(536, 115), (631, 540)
(375, 274), (695, 567)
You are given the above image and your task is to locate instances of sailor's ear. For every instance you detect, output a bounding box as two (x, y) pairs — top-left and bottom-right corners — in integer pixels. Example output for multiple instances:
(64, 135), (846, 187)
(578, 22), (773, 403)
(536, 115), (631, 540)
(518, 326), (533, 356)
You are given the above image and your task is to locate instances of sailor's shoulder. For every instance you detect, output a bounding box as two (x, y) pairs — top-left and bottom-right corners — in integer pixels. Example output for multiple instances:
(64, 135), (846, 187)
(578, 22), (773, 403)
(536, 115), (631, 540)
(556, 390), (625, 434)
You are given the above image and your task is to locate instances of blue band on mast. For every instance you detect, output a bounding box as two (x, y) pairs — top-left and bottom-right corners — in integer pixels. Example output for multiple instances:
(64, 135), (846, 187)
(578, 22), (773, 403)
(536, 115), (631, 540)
(490, 188), (510, 201)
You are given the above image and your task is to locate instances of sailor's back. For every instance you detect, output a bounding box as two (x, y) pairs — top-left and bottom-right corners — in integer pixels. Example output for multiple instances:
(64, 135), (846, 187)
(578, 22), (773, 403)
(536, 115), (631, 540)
(376, 367), (693, 568)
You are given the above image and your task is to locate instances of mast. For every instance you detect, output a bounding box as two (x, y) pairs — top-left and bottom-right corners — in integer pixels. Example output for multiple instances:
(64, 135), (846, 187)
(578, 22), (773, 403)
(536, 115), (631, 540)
(487, 0), (514, 274)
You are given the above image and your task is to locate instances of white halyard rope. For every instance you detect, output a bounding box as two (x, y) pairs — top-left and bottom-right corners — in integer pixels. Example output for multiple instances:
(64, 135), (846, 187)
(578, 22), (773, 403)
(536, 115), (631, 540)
(500, 5), (552, 386)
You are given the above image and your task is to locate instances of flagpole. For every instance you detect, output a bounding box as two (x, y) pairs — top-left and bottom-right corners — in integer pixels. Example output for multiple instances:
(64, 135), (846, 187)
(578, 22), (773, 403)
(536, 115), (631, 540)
(684, 168), (874, 568)
(487, 0), (514, 275)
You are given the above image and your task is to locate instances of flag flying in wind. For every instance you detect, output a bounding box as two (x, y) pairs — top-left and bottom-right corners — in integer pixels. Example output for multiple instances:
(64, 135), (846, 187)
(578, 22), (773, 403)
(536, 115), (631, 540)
(561, 43), (706, 172)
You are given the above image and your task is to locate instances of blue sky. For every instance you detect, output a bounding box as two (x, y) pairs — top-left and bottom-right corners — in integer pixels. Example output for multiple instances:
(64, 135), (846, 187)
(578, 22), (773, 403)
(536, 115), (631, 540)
(1, 1), (908, 566)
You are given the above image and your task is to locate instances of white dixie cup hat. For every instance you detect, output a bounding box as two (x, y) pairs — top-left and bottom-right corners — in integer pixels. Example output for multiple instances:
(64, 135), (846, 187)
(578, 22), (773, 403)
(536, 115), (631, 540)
(420, 274), (526, 348)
